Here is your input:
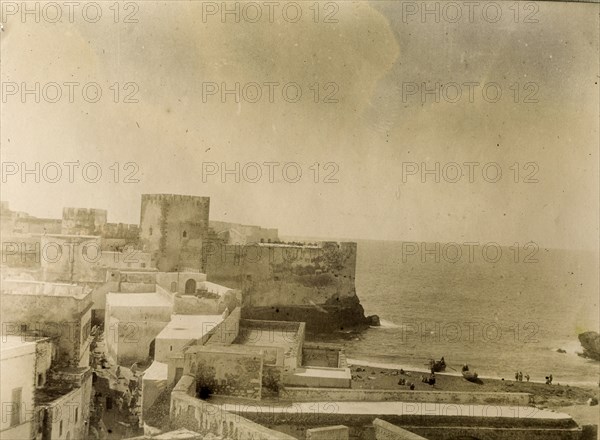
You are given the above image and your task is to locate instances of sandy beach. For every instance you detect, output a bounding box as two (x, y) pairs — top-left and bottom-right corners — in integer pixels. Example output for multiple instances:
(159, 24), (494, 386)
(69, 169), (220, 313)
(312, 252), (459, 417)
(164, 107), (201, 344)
(347, 359), (599, 424)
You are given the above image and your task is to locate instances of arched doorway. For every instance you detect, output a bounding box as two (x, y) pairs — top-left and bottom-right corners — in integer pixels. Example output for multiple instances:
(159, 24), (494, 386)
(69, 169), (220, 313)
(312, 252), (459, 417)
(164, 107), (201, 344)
(185, 279), (197, 294)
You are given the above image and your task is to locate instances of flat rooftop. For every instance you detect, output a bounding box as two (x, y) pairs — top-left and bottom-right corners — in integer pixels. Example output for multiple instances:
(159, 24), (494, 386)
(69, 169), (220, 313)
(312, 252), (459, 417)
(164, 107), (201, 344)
(1, 280), (88, 299)
(221, 401), (575, 421)
(44, 233), (100, 239)
(186, 344), (263, 356)
(144, 360), (168, 381)
(237, 328), (298, 348)
(107, 292), (172, 307)
(156, 314), (224, 340)
(125, 428), (203, 440)
(237, 322), (299, 348)
(0, 335), (37, 353)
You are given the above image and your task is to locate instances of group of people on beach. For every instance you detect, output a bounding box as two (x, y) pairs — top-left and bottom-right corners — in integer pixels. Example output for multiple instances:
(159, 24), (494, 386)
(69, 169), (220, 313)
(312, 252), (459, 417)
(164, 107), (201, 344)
(514, 371), (553, 384)
(397, 369), (416, 390)
(514, 371), (530, 382)
(421, 373), (436, 386)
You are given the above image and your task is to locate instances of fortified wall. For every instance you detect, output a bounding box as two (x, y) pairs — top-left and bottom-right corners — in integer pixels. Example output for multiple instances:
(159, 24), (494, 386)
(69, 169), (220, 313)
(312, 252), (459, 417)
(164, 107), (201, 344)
(205, 241), (373, 333)
(63, 206), (140, 241)
(62, 207), (108, 235)
(209, 220), (279, 245)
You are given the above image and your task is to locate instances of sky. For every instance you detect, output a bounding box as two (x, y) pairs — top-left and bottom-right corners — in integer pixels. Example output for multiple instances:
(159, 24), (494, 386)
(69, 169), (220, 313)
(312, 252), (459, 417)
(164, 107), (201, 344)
(1, 1), (598, 250)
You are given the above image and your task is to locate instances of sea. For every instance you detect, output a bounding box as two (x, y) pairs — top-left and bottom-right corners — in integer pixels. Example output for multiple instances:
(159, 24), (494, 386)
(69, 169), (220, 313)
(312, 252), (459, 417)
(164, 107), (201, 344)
(332, 240), (600, 386)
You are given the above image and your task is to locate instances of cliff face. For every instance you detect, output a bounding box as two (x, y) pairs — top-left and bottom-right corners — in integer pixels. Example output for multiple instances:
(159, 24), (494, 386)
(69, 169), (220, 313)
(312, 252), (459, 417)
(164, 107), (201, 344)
(205, 241), (376, 333)
(241, 294), (372, 333)
(578, 331), (600, 361)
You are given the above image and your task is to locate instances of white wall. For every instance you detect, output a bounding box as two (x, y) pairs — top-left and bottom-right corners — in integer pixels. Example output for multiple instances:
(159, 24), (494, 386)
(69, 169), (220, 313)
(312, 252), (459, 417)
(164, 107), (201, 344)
(0, 340), (36, 440)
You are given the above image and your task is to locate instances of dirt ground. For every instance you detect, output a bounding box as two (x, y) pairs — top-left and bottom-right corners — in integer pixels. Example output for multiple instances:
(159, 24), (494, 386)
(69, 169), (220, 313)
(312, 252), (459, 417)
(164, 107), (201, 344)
(349, 364), (599, 410)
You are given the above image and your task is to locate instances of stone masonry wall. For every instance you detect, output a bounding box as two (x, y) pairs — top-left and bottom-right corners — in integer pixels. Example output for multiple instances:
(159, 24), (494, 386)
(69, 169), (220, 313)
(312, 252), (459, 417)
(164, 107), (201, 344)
(205, 242), (370, 332)
(170, 375), (296, 439)
(139, 194), (210, 272)
(183, 345), (263, 400)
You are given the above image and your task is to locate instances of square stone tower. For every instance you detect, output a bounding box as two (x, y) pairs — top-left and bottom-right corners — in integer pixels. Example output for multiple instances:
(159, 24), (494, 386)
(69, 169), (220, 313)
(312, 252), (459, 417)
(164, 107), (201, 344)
(139, 194), (210, 272)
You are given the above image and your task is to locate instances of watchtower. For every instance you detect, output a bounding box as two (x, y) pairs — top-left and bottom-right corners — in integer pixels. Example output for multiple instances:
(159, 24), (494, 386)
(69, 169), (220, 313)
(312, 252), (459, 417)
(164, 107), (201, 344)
(139, 194), (210, 272)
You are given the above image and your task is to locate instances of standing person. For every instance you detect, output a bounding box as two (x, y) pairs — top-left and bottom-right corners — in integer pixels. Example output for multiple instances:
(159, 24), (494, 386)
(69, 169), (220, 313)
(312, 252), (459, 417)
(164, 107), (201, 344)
(518, 371), (523, 382)
(525, 374), (530, 382)
(549, 374), (553, 384)
(515, 372), (519, 381)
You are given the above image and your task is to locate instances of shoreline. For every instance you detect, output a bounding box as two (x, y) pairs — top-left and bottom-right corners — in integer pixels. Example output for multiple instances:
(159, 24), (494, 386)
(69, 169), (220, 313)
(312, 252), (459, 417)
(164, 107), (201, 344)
(347, 357), (600, 388)
(347, 360), (599, 421)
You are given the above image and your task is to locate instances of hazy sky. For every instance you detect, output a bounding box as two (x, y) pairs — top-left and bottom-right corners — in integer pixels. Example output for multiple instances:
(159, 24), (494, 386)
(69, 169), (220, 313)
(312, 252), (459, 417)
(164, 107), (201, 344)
(1, 1), (598, 249)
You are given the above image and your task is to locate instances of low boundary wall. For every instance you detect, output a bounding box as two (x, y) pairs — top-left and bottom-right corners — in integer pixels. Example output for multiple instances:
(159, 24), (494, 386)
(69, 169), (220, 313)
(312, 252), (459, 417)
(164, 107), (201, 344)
(373, 419), (427, 439)
(170, 375), (296, 440)
(280, 387), (533, 406)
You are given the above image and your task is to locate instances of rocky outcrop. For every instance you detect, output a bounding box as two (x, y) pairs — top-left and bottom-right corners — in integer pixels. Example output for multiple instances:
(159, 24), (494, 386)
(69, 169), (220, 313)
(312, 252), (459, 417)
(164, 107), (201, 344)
(578, 331), (600, 361)
(206, 241), (379, 333)
(242, 295), (378, 334)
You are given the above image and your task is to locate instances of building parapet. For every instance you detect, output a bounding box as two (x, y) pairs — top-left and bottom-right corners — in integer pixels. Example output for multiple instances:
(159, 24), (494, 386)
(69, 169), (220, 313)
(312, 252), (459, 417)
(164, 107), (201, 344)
(36, 367), (92, 405)
(1, 279), (90, 299)
(279, 387), (534, 406)
(170, 375), (296, 440)
(373, 419), (428, 440)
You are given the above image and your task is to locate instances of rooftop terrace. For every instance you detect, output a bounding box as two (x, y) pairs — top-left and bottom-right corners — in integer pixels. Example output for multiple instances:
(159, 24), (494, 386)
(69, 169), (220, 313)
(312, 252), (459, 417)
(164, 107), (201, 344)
(107, 292), (172, 307)
(156, 314), (224, 341)
(1, 279), (89, 299)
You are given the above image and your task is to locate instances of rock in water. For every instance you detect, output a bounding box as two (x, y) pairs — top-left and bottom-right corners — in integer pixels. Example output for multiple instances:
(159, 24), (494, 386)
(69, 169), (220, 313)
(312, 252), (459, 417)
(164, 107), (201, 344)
(367, 315), (381, 326)
(578, 331), (600, 361)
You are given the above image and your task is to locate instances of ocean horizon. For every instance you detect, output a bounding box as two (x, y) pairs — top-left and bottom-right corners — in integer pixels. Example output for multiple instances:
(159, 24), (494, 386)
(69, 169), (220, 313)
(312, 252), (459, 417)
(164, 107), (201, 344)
(333, 239), (600, 386)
